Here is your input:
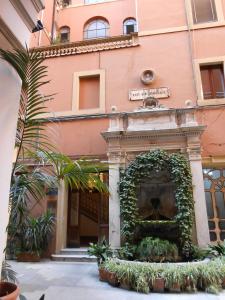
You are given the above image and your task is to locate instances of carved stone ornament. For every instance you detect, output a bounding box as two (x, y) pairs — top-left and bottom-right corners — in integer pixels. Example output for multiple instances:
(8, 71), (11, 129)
(141, 69), (155, 85)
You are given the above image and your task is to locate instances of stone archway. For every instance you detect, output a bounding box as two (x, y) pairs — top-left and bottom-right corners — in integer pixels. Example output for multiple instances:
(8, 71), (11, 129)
(102, 107), (210, 249)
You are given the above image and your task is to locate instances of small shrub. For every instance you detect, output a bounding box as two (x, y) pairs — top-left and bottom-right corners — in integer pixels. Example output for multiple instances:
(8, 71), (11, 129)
(209, 242), (225, 257)
(88, 238), (112, 265)
(205, 284), (221, 294)
(103, 257), (225, 294)
(117, 243), (136, 260)
(191, 245), (210, 261)
(136, 237), (178, 262)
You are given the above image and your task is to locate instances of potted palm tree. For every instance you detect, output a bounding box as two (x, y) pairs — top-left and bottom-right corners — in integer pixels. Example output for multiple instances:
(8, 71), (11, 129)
(0, 261), (19, 300)
(17, 211), (55, 262)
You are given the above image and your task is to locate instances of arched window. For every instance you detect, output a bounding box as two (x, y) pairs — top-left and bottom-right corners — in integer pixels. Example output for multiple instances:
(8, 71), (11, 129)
(123, 18), (137, 34)
(59, 26), (70, 43)
(61, 0), (71, 7)
(84, 19), (109, 40)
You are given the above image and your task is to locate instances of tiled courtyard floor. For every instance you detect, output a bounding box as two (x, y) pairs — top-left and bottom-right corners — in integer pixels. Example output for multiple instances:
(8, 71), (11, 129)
(10, 260), (225, 300)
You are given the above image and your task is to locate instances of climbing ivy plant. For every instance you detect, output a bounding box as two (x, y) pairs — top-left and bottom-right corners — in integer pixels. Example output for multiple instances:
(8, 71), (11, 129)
(119, 149), (194, 258)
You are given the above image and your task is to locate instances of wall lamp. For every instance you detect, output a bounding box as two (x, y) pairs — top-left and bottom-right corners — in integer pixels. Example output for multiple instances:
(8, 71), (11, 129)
(32, 20), (44, 33)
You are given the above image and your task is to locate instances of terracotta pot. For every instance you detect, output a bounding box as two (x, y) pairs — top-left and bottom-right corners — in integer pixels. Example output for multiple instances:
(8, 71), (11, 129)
(0, 282), (19, 300)
(169, 282), (181, 293)
(108, 272), (119, 287)
(222, 278), (225, 289)
(17, 252), (40, 262)
(184, 278), (195, 292)
(152, 278), (165, 293)
(98, 268), (108, 282)
(120, 278), (131, 290)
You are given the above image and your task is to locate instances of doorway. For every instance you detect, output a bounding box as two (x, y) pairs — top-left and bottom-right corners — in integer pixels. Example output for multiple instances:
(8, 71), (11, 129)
(67, 184), (109, 248)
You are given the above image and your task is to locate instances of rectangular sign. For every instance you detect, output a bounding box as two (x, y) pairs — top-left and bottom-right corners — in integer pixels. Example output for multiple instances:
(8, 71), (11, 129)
(129, 87), (170, 101)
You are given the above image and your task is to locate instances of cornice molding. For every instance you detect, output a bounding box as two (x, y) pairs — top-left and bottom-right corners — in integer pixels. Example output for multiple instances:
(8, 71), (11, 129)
(9, 0), (36, 31)
(0, 16), (23, 49)
(101, 125), (206, 142)
(32, 33), (139, 58)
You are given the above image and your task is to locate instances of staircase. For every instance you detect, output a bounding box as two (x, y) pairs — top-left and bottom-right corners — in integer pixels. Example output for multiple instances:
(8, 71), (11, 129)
(51, 248), (97, 262)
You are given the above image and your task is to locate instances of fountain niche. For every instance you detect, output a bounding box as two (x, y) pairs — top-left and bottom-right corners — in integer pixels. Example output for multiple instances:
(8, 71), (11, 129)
(135, 170), (179, 242)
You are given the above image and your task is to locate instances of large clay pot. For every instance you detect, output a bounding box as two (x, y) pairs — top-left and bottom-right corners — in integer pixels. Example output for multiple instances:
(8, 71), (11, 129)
(17, 252), (40, 262)
(0, 282), (19, 300)
(152, 278), (165, 293)
(169, 282), (181, 293)
(98, 268), (108, 282)
(108, 272), (119, 287)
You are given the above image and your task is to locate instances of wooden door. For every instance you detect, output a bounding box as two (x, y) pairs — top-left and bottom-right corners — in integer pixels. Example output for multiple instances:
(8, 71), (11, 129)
(67, 173), (109, 247)
(67, 189), (80, 247)
(99, 193), (109, 242)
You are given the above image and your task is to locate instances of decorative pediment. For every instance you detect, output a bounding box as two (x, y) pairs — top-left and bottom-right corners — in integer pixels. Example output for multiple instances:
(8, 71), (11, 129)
(102, 107), (206, 159)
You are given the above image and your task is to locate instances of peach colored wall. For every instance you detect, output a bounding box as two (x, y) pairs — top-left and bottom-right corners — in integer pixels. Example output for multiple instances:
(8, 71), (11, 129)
(56, 0), (136, 42)
(102, 34), (196, 111)
(42, 31), (196, 114)
(197, 109), (225, 157)
(32, 0), (225, 162)
(42, 53), (100, 112)
(138, 0), (187, 31)
(45, 118), (108, 157)
(192, 27), (225, 58)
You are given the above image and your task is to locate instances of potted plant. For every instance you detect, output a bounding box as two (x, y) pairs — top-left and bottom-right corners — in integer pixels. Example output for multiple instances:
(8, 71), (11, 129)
(17, 210), (55, 262)
(152, 277), (165, 293)
(88, 238), (112, 266)
(0, 282), (19, 300)
(0, 261), (19, 300)
(136, 237), (179, 263)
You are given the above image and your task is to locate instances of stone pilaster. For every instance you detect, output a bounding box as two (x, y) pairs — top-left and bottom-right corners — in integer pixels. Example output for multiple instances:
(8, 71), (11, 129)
(55, 180), (68, 253)
(188, 147), (210, 247)
(108, 153), (124, 249)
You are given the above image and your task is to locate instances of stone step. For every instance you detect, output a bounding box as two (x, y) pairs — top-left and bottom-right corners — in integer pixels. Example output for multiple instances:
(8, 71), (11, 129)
(60, 248), (89, 255)
(51, 254), (96, 262)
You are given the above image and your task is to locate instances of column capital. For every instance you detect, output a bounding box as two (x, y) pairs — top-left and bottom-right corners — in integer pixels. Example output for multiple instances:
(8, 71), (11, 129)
(187, 146), (202, 161)
(107, 152), (126, 165)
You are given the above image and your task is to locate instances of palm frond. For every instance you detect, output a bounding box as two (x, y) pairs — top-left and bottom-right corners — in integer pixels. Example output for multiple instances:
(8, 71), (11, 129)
(34, 151), (108, 193)
(1, 261), (17, 283)
(0, 47), (54, 165)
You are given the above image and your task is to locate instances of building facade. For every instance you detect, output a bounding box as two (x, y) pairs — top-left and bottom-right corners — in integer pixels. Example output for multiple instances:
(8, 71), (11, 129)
(0, 0), (45, 270)
(31, 0), (225, 253)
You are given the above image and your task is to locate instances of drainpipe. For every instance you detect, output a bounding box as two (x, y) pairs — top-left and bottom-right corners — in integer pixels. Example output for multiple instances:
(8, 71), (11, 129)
(135, 0), (139, 32)
(184, 0), (198, 105)
(38, 10), (44, 46)
(51, 0), (57, 44)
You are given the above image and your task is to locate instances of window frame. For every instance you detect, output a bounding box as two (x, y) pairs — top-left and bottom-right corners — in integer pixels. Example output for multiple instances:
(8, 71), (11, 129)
(194, 56), (225, 106)
(59, 26), (70, 43)
(200, 64), (225, 100)
(62, 0), (71, 6)
(186, 0), (224, 29)
(203, 168), (225, 243)
(123, 18), (137, 35)
(72, 69), (106, 114)
(84, 19), (109, 40)
(191, 0), (218, 24)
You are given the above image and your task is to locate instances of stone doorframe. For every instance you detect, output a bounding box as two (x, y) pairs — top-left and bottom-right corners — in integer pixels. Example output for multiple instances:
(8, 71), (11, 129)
(102, 107), (210, 249)
(55, 180), (68, 253)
